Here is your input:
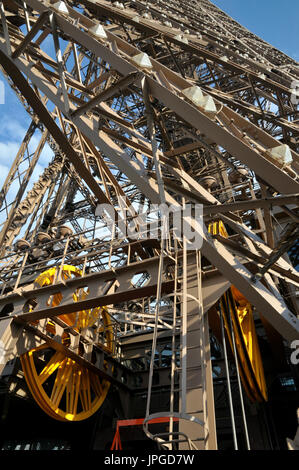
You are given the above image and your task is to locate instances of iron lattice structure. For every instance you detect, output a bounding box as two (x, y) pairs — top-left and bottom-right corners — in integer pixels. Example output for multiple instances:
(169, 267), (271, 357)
(0, 0), (298, 451)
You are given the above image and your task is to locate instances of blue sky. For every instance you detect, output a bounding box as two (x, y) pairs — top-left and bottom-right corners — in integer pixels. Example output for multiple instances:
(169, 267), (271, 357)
(0, 0), (298, 197)
(213, 0), (299, 60)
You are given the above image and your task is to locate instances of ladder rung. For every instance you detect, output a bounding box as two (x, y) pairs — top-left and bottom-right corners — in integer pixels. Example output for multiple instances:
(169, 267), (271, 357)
(186, 345), (203, 351)
(186, 410), (204, 414)
(183, 327), (205, 333)
(175, 365), (203, 371)
(175, 314), (204, 319)
(173, 385), (203, 392)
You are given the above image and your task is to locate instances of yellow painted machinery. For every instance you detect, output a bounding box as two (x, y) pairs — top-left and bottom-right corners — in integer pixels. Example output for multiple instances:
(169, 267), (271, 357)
(209, 222), (267, 402)
(20, 265), (114, 421)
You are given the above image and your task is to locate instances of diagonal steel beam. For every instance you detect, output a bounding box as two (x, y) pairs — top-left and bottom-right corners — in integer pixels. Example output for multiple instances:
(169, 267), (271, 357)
(0, 47), (112, 206)
(72, 71), (143, 117)
(12, 10), (49, 59)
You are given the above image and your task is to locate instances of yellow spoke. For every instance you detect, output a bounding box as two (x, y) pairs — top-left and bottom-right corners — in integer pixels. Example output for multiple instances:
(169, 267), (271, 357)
(38, 351), (66, 385)
(72, 368), (81, 415)
(65, 368), (73, 415)
(79, 368), (91, 412)
(90, 373), (103, 396)
(50, 359), (67, 406)
(50, 359), (72, 408)
(65, 365), (80, 416)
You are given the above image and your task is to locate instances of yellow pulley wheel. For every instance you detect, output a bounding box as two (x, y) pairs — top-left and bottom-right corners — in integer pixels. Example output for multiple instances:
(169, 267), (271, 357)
(34, 264), (104, 331)
(20, 345), (111, 421)
(21, 265), (114, 421)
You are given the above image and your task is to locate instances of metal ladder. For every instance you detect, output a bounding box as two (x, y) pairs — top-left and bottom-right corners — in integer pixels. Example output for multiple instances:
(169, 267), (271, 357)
(143, 236), (217, 450)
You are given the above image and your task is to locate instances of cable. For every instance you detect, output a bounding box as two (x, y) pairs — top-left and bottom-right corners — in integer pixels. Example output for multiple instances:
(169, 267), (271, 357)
(218, 301), (238, 450)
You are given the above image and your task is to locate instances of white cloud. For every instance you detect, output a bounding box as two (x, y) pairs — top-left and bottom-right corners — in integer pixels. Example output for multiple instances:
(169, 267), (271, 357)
(0, 119), (26, 141)
(0, 141), (20, 165)
(0, 163), (9, 188)
(0, 120), (52, 176)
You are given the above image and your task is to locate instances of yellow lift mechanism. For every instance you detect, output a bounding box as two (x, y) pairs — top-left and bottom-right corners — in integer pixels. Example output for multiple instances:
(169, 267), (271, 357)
(209, 221), (267, 403)
(20, 265), (114, 422)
